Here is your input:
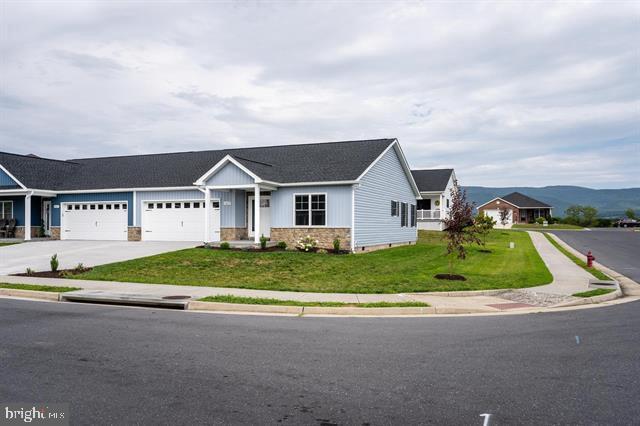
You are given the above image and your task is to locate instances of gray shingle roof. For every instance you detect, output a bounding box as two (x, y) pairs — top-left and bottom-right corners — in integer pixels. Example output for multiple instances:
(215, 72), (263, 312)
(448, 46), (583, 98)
(0, 139), (395, 191)
(410, 169), (453, 192)
(501, 192), (552, 208)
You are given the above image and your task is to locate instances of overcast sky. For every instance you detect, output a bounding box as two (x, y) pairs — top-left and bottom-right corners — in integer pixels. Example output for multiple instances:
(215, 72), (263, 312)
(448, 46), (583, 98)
(0, 1), (638, 188)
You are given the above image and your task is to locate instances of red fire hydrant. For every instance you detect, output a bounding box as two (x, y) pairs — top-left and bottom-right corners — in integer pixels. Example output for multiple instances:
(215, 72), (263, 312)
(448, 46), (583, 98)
(586, 251), (595, 268)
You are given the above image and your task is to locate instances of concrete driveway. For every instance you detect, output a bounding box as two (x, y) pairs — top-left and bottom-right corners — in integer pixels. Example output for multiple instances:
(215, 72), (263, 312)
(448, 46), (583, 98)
(0, 240), (198, 275)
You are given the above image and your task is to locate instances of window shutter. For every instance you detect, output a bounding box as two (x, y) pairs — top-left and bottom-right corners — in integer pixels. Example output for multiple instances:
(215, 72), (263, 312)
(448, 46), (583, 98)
(411, 204), (416, 227)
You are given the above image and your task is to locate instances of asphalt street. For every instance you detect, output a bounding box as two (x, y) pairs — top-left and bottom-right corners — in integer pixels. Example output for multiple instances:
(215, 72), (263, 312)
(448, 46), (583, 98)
(1, 298), (639, 425)
(552, 229), (640, 281)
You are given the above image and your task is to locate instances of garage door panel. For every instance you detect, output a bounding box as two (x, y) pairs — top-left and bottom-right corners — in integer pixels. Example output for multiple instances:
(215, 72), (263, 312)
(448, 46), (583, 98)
(142, 201), (220, 242)
(62, 203), (128, 241)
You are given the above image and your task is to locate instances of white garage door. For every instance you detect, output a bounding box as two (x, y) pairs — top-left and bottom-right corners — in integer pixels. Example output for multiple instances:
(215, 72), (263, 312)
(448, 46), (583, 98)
(142, 200), (220, 242)
(61, 202), (128, 240)
(485, 209), (513, 228)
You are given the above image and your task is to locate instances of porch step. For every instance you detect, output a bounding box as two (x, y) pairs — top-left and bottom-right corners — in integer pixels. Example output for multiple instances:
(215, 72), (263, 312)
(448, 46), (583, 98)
(61, 290), (192, 309)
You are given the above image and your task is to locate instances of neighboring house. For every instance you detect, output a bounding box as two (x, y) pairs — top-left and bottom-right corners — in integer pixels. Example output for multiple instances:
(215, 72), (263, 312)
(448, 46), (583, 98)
(410, 168), (455, 231)
(0, 139), (421, 252)
(477, 192), (552, 228)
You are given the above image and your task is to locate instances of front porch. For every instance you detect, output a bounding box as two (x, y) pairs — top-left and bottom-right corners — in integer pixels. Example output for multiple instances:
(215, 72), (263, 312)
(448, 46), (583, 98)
(0, 189), (56, 241)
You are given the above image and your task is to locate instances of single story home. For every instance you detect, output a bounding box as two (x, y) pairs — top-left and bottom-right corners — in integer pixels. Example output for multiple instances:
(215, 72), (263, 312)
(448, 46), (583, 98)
(477, 192), (552, 228)
(410, 168), (455, 231)
(0, 138), (421, 252)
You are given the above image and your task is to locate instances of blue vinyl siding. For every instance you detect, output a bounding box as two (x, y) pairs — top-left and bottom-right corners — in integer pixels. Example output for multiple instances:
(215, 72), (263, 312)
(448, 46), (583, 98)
(0, 196), (42, 227)
(206, 162), (254, 186)
(135, 189), (243, 228)
(270, 185), (352, 228)
(51, 193), (133, 226)
(354, 145), (417, 247)
(0, 168), (19, 188)
(234, 190), (246, 227)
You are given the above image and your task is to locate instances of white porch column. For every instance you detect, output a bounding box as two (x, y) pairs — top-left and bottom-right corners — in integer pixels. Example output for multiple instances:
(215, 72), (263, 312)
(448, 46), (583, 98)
(204, 188), (211, 243)
(254, 185), (261, 244)
(439, 194), (444, 219)
(24, 192), (32, 241)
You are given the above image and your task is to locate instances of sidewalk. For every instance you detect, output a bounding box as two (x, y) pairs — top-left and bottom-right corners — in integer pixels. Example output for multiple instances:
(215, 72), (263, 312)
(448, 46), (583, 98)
(524, 231), (593, 295)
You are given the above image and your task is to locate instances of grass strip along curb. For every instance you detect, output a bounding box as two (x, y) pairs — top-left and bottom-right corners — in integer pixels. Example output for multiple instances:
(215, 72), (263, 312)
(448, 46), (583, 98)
(543, 233), (611, 281)
(199, 295), (429, 308)
(0, 283), (82, 293)
(572, 288), (615, 298)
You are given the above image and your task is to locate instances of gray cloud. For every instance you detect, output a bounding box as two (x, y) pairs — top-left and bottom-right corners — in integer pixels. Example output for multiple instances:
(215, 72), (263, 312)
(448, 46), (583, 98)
(0, 1), (637, 188)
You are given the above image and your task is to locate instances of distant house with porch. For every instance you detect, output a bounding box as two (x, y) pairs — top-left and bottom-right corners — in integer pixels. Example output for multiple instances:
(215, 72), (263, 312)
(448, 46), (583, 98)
(0, 138), (421, 252)
(410, 168), (455, 231)
(477, 192), (552, 228)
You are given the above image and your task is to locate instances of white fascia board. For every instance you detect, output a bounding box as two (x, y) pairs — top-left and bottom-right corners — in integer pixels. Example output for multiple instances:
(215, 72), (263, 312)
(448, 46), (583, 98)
(193, 155), (261, 186)
(476, 197), (519, 209)
(271, 180), (358, 187)
(0, 164), (27, 189)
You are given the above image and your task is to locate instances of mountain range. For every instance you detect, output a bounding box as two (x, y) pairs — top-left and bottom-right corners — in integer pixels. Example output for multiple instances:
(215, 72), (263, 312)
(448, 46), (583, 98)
(463, 186), (640, 218)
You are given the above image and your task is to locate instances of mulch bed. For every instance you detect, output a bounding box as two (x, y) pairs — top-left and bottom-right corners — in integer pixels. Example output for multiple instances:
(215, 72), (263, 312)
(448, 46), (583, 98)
(13, 268), (92, 278)
(198, 245), (283, 252)
(434, 273), (467, 281)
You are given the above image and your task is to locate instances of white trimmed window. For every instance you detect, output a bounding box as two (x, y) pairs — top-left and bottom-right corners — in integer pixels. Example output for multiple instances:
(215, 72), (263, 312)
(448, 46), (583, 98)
(295, 194), (326, 226)
(0, 201), (12, 219)
(391, 200), (399, 217)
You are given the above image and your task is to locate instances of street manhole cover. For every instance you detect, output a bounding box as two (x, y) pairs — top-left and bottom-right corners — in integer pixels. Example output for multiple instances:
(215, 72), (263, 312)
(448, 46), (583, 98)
(162, 295), (191, 300)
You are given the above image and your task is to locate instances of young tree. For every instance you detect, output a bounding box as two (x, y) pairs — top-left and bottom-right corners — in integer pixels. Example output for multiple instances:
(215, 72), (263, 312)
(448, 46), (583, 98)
(474, 212), (496, 245)
(441, 179), (482, 277)
(564, 205), (582, 225)
(498, 208), (510, 227)
(582, 206), (598, 226)
(625, 208), (637, 220)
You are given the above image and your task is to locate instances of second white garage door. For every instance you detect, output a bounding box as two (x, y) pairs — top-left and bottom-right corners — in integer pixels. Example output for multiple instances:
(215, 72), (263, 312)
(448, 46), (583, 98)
(485, 209), (513, 228)
(61, 202), (128, 240)
(142, 200), (220, 242)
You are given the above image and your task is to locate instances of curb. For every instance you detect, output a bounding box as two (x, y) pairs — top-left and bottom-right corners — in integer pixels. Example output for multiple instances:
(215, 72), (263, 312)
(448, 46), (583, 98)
(551, 288), (623, 307)
(0, 288), (61, 301)
(186, 301), (496, 315)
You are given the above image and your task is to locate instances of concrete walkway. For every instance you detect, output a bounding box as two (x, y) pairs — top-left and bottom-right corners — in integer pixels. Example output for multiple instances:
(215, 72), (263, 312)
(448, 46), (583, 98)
(525, 231), (594, 295)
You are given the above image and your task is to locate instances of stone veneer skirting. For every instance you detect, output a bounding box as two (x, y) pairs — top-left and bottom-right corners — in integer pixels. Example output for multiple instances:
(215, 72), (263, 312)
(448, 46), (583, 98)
(13, 226), (40, 239)
(50, 226), (61, 240)
(128, 227), (141, 241)
(270, 227), (351, 250)
(221, 227), (248, 241)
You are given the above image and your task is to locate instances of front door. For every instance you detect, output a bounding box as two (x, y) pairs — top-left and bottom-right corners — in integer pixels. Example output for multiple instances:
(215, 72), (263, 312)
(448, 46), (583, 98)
(42, 200), (52, 236)
(248, 196), (271, 238)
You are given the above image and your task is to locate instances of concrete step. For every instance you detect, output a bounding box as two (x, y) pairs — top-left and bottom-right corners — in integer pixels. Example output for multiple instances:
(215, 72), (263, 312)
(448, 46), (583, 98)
(61, 290), (192, 309)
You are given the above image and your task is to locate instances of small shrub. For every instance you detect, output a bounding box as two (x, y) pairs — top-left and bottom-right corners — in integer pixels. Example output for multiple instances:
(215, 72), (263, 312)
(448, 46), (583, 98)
(297, 235), (318, 252)
(25, 267), (34, 276)
(203, 242), (212, 249)
(535, 217), (545, 225)
(333, 237), (341, 252)
(220, 241), (231, 250)
(50, 254), (59, 272)
(74, 263), (87, 273)
(259, 234), (268, 250)
(276, 241), (287, 250)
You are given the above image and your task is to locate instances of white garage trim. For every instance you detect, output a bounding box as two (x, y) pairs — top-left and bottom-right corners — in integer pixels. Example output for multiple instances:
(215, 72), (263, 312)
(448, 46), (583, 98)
(141, 199), (221, 242)
(60, 201), (129, 241)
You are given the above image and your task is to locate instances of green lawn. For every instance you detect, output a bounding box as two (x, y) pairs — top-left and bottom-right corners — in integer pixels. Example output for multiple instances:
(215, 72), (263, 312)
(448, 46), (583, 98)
(0, 283), (81, 293)
(74, 230), (552, 293)
(512, 223), (583, 230)
(198, 295), (429, 308)
(572, 288), (615, 298)
(543, 233), (611, 281)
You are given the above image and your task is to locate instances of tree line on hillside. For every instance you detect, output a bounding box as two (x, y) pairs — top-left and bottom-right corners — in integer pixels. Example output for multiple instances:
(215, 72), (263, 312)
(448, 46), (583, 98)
(561, 206), (637, 227)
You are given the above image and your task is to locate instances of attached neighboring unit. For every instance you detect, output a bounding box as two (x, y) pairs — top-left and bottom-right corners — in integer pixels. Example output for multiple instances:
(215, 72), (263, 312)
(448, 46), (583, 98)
(477, 192), (553, 229)
(410, 168), (456, 231)
(0, 138), (422, 251)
